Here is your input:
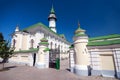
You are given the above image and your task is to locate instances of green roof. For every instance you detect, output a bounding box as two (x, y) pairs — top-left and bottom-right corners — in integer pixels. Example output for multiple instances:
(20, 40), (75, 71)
(22, 22), (70, 44)
(89, 34), (120, 41)
(88, 34), (120, 46)
(59, 34), (66, 39)
(40, 38), (48, 42)
(59, 34), (64, 37)
(76, 26), (84, 31)
(39, 42), (49, 45)
(75, 33), (87, 37)
(23, 22), (50, 31)
(88, 39), (120, 46)
(44, 48), (50, 52)
(23, 22), (59, 36)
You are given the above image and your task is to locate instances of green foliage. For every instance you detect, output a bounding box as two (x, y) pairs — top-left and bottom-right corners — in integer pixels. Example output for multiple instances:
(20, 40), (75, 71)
(69, 44), (74, 48)
(0, 33), (4, 42)
(0, 33), (14, 62)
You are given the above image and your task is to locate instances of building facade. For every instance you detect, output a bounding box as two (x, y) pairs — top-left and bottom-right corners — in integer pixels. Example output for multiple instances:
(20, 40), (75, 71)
(10, 6), (70, 68)
(9, 4), (120, 79)
(69, 23), (120, 78)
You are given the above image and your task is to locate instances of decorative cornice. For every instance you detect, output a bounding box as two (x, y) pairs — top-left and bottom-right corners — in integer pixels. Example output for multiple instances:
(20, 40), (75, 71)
(14, 48), (38, 53)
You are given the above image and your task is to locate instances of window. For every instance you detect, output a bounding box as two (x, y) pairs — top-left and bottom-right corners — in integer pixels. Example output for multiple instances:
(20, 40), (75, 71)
(50, 42), (53, 49)
(55, 43), (57, 49)
(30, 39), (34, 48)
(13, 39), (16, 48)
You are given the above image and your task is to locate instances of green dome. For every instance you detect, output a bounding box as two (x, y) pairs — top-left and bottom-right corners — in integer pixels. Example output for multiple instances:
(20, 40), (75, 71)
(75, 27), (85, 34)
(40, 38), (48, 42)
(39, 38), (49, 45)
(74, 22), (86, 37)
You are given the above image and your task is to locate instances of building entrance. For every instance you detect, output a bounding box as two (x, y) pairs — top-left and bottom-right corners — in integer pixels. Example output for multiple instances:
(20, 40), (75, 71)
(33, 53), (36, 66)
(49, 49), (60, 69)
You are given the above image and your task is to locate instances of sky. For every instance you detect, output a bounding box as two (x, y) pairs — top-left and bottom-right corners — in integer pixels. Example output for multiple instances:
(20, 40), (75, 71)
(0, 0), (120, 42)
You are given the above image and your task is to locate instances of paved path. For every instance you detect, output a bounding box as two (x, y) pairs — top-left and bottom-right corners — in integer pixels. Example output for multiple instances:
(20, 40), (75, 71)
(60, 58), (69, 70)
(0, 63), (118, 80)
(0, 63), (79, 80)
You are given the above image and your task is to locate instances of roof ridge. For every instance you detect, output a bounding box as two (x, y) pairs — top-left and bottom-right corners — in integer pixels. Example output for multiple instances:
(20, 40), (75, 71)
(88, 39), (120, 46)
(23, 22), (44, 30)
(89, 34), (120, 41)
(22, 22), (70, 44)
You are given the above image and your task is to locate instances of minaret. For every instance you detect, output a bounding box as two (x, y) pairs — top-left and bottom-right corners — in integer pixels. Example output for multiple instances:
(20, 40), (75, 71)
(15, 25), (19, 32)
(48, 5), (57, 33)
(73, 22), (90, 76)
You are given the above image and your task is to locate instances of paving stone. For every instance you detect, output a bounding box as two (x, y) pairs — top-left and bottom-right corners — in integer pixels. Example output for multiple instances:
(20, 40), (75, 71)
(0, 63), (118, 80)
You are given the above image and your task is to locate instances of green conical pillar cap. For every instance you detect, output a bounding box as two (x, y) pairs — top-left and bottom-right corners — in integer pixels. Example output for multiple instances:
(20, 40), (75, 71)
(39, 38), (49, 45)
(74, 21), (86, 37)
(51, 5), (55, 13)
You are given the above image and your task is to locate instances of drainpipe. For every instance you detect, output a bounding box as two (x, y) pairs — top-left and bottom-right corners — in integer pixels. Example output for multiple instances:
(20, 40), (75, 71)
(113, 48), (119, 78)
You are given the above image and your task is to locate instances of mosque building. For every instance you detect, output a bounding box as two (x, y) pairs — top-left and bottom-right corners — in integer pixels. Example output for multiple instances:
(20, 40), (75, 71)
(9, 4), (120, 79)
(10, 5), (70, 68)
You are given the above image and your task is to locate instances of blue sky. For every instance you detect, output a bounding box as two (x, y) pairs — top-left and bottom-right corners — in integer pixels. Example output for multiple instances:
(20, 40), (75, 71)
(0, 0), (120, 42)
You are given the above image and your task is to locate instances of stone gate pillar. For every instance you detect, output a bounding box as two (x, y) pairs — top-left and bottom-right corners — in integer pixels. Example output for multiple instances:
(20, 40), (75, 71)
(36, 38), (49, 68)
(73, 22), (90, 76)
(69, 45), (75, 73)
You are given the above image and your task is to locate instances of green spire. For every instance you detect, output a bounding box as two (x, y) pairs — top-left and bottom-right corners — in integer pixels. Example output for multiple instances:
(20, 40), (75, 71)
(75, 21), (84, 32)
(50, 4), (55, 13)
(77, 21), (83, 30)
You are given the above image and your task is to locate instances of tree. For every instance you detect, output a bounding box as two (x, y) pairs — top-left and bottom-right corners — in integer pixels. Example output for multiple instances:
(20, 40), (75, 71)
(0, 33), (14, 69)
(0, 33), (4, 42)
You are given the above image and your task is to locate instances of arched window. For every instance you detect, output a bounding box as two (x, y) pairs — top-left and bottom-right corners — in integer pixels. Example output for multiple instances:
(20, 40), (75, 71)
(31, 39), (34, 48)
(50, 42), (53, 49)
(55, 43), (57, 51)
(55, 43), (57, 49)
(58, 45), (60, 52)
(13, 39), (16, 48)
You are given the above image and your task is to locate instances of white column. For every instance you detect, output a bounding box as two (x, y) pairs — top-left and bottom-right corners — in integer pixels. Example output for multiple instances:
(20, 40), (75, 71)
(69, 47), (75, 72)
(35, 38), (49, 69)
(74, 36), (90, 76)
